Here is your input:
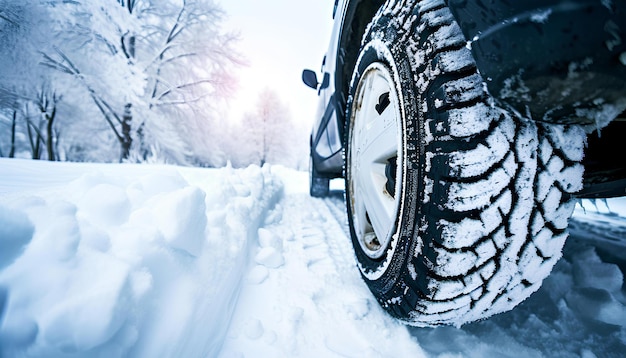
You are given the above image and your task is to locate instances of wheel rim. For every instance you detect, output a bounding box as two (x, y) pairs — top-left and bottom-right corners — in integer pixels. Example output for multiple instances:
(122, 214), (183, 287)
(348, 62), (403, 260)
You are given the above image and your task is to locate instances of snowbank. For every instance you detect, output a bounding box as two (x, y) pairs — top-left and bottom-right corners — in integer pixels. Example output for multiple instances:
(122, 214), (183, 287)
(0, 159), (282, 357)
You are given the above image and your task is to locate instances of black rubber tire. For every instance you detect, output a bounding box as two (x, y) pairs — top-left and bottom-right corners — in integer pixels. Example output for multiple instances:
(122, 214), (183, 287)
(309, 154), (330, 198)
(344, 0), (586, 326)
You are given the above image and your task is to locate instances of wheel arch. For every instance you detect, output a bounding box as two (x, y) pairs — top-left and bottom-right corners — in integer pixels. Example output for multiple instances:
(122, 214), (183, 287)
(579, 119), (626, 198)
(335, 0), (386, 129)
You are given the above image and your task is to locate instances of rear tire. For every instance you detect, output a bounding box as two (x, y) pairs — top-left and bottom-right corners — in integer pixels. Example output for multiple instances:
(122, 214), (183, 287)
(345, 0), (586, 326)
(310, 154), (330, 198)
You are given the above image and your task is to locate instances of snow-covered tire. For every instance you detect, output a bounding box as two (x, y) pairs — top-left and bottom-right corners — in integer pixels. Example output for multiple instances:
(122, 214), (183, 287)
(344, 0), (587, 326)
(310, 154), (330, 198)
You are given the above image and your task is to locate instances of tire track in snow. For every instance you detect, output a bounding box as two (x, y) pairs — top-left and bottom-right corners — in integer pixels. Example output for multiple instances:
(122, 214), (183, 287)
(322, 191), (352, 238)
(219, 178), (426, 358)
(312, 191), (360, 276)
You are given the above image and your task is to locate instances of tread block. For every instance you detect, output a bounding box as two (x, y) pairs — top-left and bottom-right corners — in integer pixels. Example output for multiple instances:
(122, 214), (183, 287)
(433, 47), (475, 75)
(434, 74), (486, 109)
(445, 103), (502, 138)
(429, 279), (465, 300)
(430, 23), (465, 53)
(431, 246), (477, 277)
(446, 128), (513, 179)
(518, 243), (544, 282)
(444, 162), (514, 212)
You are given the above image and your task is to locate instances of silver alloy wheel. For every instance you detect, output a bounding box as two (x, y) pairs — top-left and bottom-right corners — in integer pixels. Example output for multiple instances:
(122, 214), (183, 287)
(347, 62), (403, 260)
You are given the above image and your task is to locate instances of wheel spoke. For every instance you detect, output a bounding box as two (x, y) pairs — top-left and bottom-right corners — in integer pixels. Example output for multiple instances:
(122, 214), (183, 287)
(360, 110), (398, 164)
(356, 161), (394, 243)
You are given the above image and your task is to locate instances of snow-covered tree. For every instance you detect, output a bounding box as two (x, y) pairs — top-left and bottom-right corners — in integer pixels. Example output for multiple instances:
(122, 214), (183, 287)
(0, 0), (137, 161)
(0, 3), (62, 160)
(138, 0), (241, 166)
(229, 88), (308, 169)
(0, 0), (240, 165)
(39, 0), (157, 162)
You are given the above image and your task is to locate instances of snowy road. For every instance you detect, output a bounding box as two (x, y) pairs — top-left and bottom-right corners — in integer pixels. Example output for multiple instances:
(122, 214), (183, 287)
(220, 174), (426, 357)
(0, 159), (625, 357)
(223, 169), (626, 358)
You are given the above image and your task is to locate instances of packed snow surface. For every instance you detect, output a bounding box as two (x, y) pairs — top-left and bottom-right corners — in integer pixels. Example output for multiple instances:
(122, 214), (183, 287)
(0, 158), (625, 357)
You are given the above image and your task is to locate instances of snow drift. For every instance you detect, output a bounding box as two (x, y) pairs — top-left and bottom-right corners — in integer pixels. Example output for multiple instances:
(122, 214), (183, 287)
(0, 159), (282, 356)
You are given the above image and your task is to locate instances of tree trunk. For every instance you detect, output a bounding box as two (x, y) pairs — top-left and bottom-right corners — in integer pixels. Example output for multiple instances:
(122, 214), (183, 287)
(136, 122), (150, 160)
(27, 123), (41, 160)
(9, 110), (16, 158)
(261, 116), (267, 166)
(120, 103), (132, 162)
(45, 106), (56, 161)
(122, 34), (135, 61)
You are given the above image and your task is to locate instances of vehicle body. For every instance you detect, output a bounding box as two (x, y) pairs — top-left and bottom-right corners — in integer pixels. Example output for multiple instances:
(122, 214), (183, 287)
(303, 0), (626, 326)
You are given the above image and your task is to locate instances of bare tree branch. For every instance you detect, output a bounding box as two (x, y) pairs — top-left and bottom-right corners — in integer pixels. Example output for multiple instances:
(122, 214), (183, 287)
(0, 9), (19, 26)
(153, 93), (211, 107)
(156, 79), (219, 101)
(159, 52), (197, 66)
(90, 94), (124, 141)
(41, 47), (125, 143)
(40, 53), (75, 75)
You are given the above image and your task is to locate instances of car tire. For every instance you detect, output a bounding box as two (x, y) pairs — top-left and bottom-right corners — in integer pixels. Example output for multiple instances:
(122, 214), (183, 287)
(344, 0), (586, 326)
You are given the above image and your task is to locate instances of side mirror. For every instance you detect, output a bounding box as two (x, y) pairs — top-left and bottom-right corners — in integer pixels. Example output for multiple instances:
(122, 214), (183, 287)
(302, 69), (318, 89)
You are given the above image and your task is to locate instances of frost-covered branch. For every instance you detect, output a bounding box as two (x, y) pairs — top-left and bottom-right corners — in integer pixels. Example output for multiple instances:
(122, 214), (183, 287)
(160, 52), (196, 66)
(147, 1), (189, 103)
(0, 13), (17, 26)
(40, 48), (81, 76)
(153, 92), (211, 107)
(156, 78), (218, 101)
(41, 47), (126, 145)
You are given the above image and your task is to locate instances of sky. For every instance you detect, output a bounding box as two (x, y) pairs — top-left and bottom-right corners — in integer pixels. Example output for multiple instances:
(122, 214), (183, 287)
(217, 0), (336, 129)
